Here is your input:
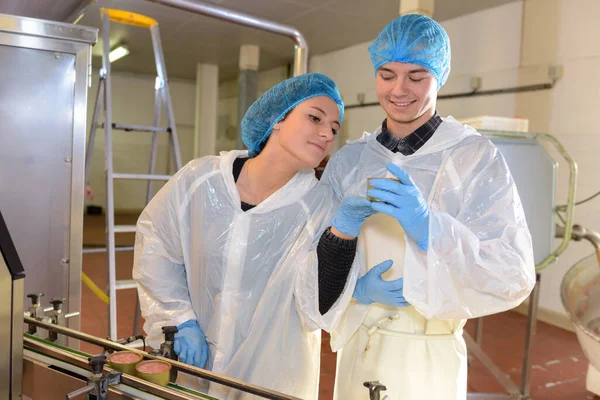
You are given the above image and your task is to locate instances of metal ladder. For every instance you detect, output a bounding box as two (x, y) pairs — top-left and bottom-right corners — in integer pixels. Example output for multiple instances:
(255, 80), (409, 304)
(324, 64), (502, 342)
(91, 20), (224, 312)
(84, 8), (182, 341)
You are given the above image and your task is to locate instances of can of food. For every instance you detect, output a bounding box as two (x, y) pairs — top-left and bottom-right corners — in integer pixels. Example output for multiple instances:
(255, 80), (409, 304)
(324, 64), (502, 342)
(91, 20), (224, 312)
(135, 360), (172, 386)
(107, 351), (143, 376)
(366, 177), (400, 202)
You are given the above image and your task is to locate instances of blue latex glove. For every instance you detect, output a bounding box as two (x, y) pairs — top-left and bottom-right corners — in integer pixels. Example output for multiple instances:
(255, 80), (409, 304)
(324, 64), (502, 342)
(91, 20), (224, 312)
(353, 260), (410, 307)
(367, 163), (430, 251)
(174, 320), (209, 368)
(331, 196), (376, 237)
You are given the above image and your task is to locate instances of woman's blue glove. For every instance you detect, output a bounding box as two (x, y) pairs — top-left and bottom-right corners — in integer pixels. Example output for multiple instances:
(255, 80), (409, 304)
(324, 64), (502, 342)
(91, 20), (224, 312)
(367, 163), (430, 251)
(331, 196), (376, 237)
(353, 260), (410, 307)
(174, 320), (209, 368)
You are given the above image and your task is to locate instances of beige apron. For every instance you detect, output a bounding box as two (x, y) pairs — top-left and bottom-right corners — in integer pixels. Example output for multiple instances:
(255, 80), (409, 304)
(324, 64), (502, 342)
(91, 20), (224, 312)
(333, 205), (467, 400)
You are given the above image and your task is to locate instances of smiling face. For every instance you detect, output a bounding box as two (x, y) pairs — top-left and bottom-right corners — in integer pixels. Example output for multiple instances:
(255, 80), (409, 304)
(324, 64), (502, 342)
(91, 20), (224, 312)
(267, 96), (341, 169)
(376, 61), (438, 137)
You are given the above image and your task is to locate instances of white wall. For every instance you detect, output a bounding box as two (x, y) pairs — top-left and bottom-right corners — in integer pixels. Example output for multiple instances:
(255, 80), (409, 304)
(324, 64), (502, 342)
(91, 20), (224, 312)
(217, 66), (288, 152)
(310, 42), (386, 149)
(310, 0), (600, 320)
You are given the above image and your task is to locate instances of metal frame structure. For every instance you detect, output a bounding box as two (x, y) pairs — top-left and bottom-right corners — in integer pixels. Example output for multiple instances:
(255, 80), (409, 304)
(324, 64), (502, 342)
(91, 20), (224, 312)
(0, 13), (96, 349)
(84, 8), (183, 341)
(24, 317), (302, 400)
(64, 0), (97, 24)
(467, 130), (578, 400)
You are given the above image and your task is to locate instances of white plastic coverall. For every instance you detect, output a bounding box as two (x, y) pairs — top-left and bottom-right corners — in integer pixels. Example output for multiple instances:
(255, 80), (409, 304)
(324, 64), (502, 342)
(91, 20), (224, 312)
(133, 150), (359, 399)
(321, 116), (536, 400)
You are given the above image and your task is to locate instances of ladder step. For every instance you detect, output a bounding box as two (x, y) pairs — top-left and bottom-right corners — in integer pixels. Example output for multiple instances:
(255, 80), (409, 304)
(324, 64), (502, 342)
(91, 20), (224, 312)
(114, 225), (137, 233)
(116, 279), (137, 290)
(101, 123), (171, 133)
(83, 246), (134, 254)
(113, 173), (172, 181)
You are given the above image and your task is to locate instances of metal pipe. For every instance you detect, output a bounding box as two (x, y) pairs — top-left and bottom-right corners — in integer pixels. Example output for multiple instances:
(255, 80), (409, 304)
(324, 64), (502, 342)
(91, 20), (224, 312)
(520, 273), (541, 396)
(82, 246), (134, 254)
(84, 79), (103, 184)
(293, 45), (308, 77)
(64, 0), (96, 24)
(143, 0), (308, 75)
(571, 224), (600, 250)
(556, 224), (600, 263)
(438, 82), (553, 100)
(24, 317), (301, 400)
(65, 384), (94, 399)
(344, 83), (555, 109)
(473, 318), (483, 345)
(464, 333), (521, 395)
(101, 12), (119, 341)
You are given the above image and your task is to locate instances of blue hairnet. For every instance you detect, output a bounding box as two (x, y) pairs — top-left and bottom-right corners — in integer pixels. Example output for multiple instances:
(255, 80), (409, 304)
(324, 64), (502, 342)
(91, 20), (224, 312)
(242, 73), (344, 157)
(368, 14), (451, 90)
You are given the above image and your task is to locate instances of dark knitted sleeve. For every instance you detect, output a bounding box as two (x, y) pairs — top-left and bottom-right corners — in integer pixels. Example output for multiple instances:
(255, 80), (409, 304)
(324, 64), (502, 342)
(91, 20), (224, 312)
(317, 227), (357, 315)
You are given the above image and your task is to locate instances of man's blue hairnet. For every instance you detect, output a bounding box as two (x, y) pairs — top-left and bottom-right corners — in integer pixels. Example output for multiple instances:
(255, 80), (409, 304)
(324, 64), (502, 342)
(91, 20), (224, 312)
(242, 72), (344, 157)
(368, 14), (451, 90)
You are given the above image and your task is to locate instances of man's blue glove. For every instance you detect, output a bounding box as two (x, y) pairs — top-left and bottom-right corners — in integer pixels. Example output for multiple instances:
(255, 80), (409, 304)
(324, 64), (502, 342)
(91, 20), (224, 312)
(331, 196), (376, 237)
(174, 320), (209, 368)
(353, 260), (410, 307)
(367, 163), (430, 251)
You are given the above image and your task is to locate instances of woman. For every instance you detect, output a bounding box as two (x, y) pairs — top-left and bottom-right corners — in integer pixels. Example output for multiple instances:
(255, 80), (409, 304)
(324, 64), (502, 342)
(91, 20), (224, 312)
(133, 73), (375, 399)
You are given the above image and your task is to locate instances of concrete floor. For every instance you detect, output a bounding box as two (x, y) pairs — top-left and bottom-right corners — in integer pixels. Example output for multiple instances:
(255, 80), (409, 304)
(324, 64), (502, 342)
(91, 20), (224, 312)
(81, 214), (597, 399)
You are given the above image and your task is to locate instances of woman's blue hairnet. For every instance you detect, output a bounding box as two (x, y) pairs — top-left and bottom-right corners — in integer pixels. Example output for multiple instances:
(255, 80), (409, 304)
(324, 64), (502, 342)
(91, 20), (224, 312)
(241, 72), (344, 157)
(368, 14), (451, 90)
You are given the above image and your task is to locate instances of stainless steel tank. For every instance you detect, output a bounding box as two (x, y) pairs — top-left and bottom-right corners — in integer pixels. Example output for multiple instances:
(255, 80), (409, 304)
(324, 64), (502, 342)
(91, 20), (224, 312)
(561, 252), (600, 395)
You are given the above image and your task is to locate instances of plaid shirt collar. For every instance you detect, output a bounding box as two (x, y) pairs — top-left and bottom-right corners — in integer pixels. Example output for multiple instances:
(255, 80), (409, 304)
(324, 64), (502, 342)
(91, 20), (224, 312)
(376, 111), (443, 155)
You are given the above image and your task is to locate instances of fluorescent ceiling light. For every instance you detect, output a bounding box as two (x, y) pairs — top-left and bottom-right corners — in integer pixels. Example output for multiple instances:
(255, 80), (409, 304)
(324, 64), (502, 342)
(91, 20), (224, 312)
(109, 45), (129, 63)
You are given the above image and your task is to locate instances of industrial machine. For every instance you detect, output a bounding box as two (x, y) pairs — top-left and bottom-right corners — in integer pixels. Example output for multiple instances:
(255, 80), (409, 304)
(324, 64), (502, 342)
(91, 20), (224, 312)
(0, 204), (298, 399)
(20, 317), (303, 400)
(0, 11), (96, 347)
(561, 239), (600, 396)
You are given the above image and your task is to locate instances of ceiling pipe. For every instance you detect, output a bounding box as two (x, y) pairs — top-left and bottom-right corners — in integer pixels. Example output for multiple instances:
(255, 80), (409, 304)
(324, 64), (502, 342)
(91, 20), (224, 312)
(143, 0), (308, 76)
(64, 0), (96, 24)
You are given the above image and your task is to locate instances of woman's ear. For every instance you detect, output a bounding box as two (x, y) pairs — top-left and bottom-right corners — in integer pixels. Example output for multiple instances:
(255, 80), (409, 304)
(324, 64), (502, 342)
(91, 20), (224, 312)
(273, 123), (281, 131)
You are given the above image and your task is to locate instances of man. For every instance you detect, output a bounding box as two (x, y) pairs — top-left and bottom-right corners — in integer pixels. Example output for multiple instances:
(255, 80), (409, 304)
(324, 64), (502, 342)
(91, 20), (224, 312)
(321, 14), (536, 399)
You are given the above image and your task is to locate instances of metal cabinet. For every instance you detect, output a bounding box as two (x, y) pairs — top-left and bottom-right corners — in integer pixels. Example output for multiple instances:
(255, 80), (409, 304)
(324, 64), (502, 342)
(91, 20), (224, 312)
(0, 13), (97, 347)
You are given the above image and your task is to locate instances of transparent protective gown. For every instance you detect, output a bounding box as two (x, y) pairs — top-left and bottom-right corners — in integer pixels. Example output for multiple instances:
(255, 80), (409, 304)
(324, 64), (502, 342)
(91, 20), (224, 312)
(133, 150), (358, 399)
(321, 117), (535, 400)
